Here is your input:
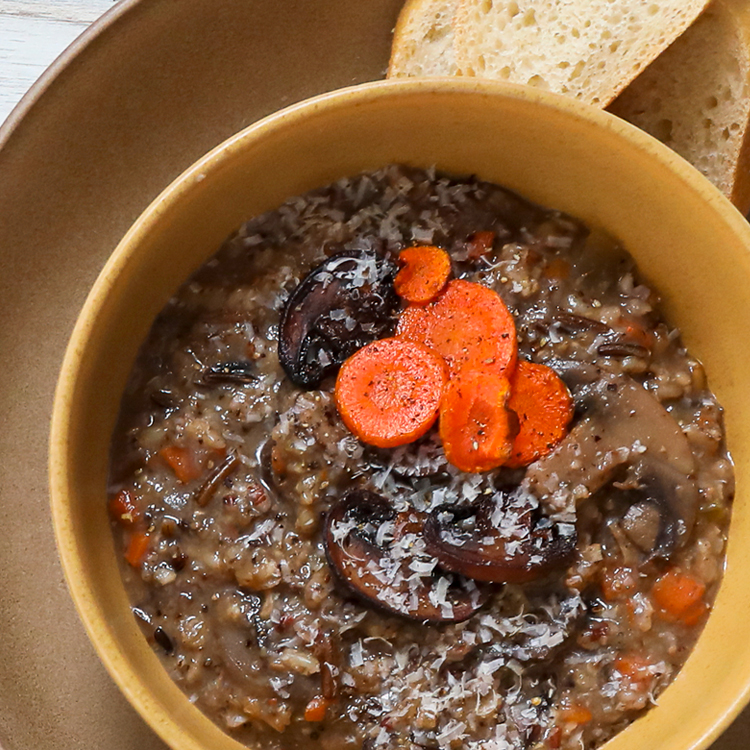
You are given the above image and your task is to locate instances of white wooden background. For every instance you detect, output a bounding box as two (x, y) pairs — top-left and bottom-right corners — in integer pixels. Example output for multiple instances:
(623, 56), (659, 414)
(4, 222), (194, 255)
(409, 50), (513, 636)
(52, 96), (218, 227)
(0, 0), (114, 124)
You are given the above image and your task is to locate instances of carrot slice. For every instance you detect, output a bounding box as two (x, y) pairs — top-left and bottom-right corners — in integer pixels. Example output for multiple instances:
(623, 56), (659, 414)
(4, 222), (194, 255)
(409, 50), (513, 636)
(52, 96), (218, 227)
(505, 360), (573, 468)
(394, 245), (451, 304)
(159, 444), (203, 484)
(439, 368), (515, 473)
(651, 569), (706, 624)
(335, 337), (447, 448)
(397, 280), (517, 378)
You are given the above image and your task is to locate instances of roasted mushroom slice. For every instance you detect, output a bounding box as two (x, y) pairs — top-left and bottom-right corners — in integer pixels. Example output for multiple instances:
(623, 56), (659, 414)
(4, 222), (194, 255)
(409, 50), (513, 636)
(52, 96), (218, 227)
(524, 372), (698, 546)
(424, 496), (576, 584)
(279, 249), (400, 388)
(324, 490), (487, 623)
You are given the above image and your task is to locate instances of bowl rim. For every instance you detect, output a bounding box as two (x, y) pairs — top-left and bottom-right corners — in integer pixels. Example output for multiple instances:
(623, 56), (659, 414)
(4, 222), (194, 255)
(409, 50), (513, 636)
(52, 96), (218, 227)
(49, 76), (750, 750)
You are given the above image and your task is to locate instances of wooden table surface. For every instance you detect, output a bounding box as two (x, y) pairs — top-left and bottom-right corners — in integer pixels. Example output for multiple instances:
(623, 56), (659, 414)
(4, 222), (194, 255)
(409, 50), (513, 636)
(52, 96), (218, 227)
(0, 0), (114, 123)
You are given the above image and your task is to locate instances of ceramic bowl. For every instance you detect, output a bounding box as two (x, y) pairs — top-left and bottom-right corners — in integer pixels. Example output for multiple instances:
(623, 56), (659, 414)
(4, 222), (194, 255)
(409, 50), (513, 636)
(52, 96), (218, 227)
(49, 78), (750, 750)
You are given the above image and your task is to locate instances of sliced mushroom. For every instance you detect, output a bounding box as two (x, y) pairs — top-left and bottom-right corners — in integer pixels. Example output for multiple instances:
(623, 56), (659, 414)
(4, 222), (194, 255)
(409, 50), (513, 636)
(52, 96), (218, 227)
(324, 490), (487, 623)
(215, 592), (269, 679)
(278, 249), (399, 388)
(524, 373), (697, 548)
(424, 496), (576, 584)
(613, 458), (697, 558)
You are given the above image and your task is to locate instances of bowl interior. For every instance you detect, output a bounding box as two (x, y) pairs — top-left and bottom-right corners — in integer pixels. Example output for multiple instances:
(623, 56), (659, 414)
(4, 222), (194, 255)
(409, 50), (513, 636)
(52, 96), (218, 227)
(50, 78), (750, 750)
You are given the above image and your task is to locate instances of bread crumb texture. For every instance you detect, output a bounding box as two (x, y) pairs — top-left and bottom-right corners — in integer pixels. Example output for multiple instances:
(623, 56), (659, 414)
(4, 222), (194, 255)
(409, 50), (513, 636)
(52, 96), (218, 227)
(389, 0), (460, 76)
(454, 0), (711, 106)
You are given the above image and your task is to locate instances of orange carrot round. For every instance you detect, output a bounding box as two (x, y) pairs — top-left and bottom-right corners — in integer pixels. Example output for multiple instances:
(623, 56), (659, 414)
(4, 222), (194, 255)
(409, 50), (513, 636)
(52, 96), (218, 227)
(394, 245), (451, 304)
(397, 279), (517, 378)
(439, 368), (515, 473)
(335, 337), (447, 448)
(505, 360), (573, 468)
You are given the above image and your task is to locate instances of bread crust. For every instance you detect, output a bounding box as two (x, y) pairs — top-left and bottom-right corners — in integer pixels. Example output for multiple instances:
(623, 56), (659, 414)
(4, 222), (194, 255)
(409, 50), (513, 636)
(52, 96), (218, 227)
(609, 0), (750, 213)
(453, 0), (712, 107)
(725, 0), (750, 214)
(387, 0), (750, 213)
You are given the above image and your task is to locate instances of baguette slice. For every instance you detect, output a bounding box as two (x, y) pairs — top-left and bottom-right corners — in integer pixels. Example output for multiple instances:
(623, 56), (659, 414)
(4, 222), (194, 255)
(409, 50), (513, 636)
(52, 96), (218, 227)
(388, 0), (459, 77)
(609, 0), (750, 213)
(453, 0), (712, 107)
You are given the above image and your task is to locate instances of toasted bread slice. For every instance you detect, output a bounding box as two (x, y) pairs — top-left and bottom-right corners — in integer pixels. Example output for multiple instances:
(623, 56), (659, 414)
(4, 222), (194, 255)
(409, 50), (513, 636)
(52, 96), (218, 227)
(609, 0), (750, 213)
(453, 0), (712, 107)
(388, 0), (459, 77)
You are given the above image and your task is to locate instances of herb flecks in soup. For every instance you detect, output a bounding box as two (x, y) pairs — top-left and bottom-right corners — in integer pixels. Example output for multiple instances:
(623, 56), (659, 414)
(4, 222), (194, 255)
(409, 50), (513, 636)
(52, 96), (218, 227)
(109, 166), (733, 750)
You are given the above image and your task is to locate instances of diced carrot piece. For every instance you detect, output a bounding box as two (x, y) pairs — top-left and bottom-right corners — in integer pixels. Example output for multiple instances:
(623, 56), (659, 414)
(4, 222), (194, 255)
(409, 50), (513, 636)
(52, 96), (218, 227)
(651, 569), (707, 624)
(466, 230), (496, 260)
(505, 360), (573, 467)
(124, 530), (150, 567)
(439, 368), (515, 473)
(304, 696), (331, 722)
(335, 337), (447, 448)
(397, 280), (517, 378)
(559, 704), (593, 725)
(394, 245), (451, 304)
(108, 489), (141, 526)
(159, 444), (202, 483)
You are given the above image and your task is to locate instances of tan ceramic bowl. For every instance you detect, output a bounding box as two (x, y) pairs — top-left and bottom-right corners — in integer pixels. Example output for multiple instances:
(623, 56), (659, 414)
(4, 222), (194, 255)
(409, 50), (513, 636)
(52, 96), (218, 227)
(50, 78), (750, 750)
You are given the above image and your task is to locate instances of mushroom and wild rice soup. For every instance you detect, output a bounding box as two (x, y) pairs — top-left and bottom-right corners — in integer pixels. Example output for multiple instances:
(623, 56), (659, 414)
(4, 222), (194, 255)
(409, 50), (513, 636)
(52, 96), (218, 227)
(108, 165), (733, 750)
